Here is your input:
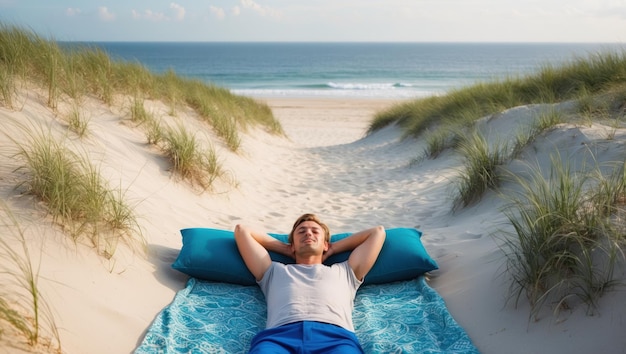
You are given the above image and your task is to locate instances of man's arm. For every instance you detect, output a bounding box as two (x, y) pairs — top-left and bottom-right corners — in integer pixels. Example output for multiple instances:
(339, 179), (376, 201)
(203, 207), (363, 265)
(325, 226), (386, 281)
(234, 224), (293, 281)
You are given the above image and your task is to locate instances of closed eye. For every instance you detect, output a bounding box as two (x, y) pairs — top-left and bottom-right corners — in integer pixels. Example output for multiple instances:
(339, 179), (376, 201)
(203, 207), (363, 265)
(297, 227), (321, 235)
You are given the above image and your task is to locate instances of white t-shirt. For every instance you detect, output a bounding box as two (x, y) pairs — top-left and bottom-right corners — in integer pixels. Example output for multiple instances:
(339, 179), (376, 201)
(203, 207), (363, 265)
(257, 261), (363, 332)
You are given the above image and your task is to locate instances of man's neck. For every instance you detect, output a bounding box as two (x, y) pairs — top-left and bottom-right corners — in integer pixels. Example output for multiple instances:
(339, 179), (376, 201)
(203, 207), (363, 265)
(295, 255), (323, 265)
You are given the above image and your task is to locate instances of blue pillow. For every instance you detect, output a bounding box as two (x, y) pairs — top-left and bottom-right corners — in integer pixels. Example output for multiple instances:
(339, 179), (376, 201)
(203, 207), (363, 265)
(172, 227), (438, 286)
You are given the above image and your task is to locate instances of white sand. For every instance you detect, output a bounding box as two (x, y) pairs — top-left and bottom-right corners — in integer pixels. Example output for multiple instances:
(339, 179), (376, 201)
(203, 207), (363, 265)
(0, 92), (625, 353)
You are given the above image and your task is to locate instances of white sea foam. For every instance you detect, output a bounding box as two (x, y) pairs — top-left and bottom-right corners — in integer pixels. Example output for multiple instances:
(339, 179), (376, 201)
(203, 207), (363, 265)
(232, 88), (433, 99)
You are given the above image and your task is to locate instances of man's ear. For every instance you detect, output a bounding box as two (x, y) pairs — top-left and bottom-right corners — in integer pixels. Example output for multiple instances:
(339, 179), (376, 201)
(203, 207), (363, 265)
(323, 241), (329, 252)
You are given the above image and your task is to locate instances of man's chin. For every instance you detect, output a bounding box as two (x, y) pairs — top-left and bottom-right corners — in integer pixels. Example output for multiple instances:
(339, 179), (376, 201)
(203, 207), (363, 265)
(296, 246), (323, 256)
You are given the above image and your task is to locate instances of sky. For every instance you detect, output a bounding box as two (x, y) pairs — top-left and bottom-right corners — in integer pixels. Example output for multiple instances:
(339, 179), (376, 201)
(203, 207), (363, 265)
(0, 0), (625, 42)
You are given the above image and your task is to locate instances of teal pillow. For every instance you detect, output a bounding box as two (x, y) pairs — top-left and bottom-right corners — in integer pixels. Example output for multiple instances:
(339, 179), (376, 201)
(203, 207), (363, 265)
(172, 227), (437, 286)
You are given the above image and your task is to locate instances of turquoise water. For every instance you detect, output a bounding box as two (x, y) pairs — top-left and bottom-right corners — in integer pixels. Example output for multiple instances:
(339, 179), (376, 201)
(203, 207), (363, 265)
(80, 42), (623, 99)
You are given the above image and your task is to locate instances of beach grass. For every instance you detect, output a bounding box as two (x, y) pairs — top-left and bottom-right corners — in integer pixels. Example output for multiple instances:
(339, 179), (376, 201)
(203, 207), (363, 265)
(0, 63), (16, 109)
(427, 105), (574, 211)
(498, 156), (625, 320)
(593, 162), (626, 219)
(144, 117), (165, 145)
(9, 125), (144, 258)
(420, 125), (459, 161)
(64, 103), (89, 137)
(370, 51), (626, 136)
(159, 69), (183, 116)
(453, 129), (508, 210)
(129, 96), (152, 125)
(0, 24), (282, 151)
(162, 124), (224, 190)
(510, 124), (539, 160)
(0, 201), (61, 352)
(0, 23), (277, 257)
(370, 48), (626, 318)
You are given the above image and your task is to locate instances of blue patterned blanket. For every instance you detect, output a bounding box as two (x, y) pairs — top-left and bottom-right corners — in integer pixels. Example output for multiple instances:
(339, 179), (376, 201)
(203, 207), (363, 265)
(135, 277), (478, 353)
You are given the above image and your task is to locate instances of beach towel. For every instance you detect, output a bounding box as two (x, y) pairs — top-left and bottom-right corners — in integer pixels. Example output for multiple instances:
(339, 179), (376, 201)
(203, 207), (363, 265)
(135, 276), (478, 353)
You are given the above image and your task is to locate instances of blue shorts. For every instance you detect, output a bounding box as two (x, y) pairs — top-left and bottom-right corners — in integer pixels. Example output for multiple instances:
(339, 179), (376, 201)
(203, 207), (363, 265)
(248, 321), (364, 354)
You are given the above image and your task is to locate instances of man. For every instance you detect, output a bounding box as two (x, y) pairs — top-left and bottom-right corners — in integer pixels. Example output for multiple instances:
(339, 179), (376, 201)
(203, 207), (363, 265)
(234, 213), (386, 354)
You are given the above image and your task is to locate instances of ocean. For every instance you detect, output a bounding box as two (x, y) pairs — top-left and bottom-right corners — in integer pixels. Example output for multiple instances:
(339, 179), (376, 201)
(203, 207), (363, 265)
(78, 42), (624, 99)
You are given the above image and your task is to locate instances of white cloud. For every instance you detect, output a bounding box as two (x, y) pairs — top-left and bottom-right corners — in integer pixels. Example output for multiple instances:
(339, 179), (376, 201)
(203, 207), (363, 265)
(210, 5), (225, 19)
(240, 0), (281, 17)
(232, 6), (241, 16)
(131, 4), (185, 22)
(98, 7), (116, 22)
(65, 8), (81, 17)
(132, 9), (167, 21)
(170, 3), (185, 21)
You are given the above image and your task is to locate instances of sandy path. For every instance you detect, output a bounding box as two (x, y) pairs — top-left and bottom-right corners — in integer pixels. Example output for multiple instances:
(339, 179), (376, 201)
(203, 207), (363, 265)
(255, 98), (455, 232)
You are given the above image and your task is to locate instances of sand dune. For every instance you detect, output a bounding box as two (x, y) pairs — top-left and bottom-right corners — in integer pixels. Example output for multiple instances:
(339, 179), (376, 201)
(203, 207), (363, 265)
(0, 93), (624, 353)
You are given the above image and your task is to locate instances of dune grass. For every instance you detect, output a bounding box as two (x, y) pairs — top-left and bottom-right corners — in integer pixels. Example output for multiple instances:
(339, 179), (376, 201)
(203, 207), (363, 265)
(453, 129), (508, 210)
(0, 64), (16, 109)
(397, 49), (626, 216)
(0, 201), (61, 352)
(0, 22), (275, 255)
(133, 112), (227, 189)
(593, 162), (626, 219)
(369, 50), (626, 137)
(427, 105), (571, 211)
(162, 124), (224, 190)
(416, 125), (460, 162)
(372, 48), (626, 318)
(144, 116), (165, 145)
(0, 23), (282, 152)
(10, 125), (144, 258)
(159, 69), (183, 116)
(0, 23), (260, 256)
(129, 96), (152, 125)
(64, 103), (89, 137)
(498, 155), (624, 320)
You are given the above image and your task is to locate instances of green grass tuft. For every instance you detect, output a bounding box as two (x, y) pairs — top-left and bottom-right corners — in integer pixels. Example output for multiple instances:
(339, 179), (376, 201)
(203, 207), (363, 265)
(163, 124), (223, 190)
(453, 129), (508, 210)
(65, 103), (90, 137)
(497, 156), (624, 319)
(11, 126), (143, 258)
(0, 201), (61, 352)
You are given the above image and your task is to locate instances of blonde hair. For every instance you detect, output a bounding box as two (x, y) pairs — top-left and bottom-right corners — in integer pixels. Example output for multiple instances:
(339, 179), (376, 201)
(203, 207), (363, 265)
(288, 213), (330, 244)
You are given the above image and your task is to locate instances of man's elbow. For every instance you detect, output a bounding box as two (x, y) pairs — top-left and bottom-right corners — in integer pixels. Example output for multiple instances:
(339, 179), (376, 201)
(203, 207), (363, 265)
(375, 225), (386, 239)
(234, 224), (248, 238)
(371, 225), (386, 249)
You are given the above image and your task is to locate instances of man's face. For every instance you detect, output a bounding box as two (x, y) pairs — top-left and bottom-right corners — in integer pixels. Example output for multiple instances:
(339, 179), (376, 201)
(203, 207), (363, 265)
(291, 220), (328, 256)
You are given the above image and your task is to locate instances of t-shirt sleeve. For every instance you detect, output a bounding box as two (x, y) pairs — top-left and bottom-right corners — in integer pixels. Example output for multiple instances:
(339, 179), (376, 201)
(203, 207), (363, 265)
(337, 260), (363, 291)
(257, 261), (278, 295)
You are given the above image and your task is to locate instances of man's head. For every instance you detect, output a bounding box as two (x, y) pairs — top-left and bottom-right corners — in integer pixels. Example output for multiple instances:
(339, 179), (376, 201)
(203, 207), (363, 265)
(288, 213), (330, 245)
(288, 214), (330, 261)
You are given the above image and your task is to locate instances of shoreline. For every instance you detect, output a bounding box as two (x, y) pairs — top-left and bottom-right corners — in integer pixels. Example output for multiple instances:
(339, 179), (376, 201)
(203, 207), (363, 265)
(259, 95), (405, 108)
